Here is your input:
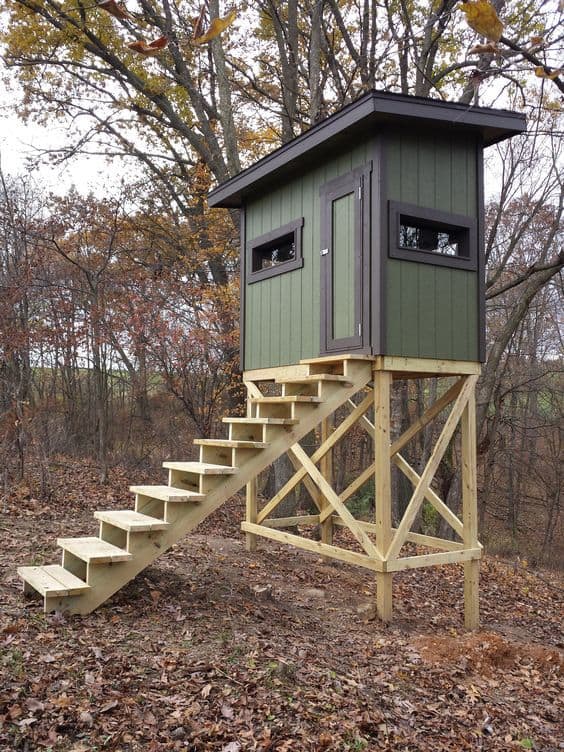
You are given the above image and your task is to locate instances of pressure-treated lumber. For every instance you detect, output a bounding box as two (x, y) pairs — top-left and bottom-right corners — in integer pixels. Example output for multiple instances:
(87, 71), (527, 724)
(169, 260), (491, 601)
(94, 510), (169, 532)
(373, 370), (393, 620)
(250, 395), (322, 404)
(19, 565), (90, 597)
(130, 485), (205, 502)
(319, 417), (334, 547)
(241, 522), (382, 571)
(462, 390), (480, 629)
(377, 357), (481, 376)
(289, 443), (382, 559)
(57, 537), (132, 564)
(256, 391), (374, 523)
(392, 454), (464, 538)
(194, 439), (268, 449)
(385, 376), (478, 560)
(19, 357), (374, 614)
(20, 356), (481, 625)
(224, 417), (298, 425)
(331, 517), (465, 551)
(261, 514), (320, 528)
(276, 374), (352, 384)
(248, 364), (481, 626)
(162, 462), (239, 475)
(384, 548), (481, 572)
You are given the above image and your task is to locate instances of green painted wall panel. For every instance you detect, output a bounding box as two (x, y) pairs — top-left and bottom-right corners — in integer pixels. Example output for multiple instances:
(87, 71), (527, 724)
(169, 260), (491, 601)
(244, 141), (372, 369)
(417, 265), (436, 357)
(332, 191), (355, 340)
(385, 130), (480, 362)
(434, 270), (454, 359)
(399, 262), (420, 356)
(244, 128), (479, 369)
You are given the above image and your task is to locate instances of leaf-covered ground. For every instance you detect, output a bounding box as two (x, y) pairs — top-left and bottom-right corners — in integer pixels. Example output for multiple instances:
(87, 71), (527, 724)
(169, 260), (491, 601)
(1, 459), (562, 751)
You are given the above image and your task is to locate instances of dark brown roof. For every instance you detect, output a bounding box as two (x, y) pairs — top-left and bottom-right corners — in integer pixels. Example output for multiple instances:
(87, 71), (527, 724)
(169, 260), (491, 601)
(208, 90), (526, 208)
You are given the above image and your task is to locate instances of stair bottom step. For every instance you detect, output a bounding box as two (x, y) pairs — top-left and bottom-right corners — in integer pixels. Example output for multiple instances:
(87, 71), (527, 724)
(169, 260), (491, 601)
(18, 565), (90, 597)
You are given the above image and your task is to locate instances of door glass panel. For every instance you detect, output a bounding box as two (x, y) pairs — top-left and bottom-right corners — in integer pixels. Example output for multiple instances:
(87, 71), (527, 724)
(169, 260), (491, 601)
(332, 191), (356, 341)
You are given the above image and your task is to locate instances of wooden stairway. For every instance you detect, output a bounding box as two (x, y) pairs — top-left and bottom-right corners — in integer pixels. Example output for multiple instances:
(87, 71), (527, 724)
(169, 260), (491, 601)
(18, 358), (373, 614)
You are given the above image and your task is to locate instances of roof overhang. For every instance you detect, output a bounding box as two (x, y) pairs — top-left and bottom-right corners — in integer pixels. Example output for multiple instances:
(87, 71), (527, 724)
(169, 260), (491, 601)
(208, 90), (526, 209)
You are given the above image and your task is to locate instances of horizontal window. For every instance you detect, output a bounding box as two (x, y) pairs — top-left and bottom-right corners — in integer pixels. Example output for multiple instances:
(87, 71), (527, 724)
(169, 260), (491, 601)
(389, 201), (477, 270)
(247, 218), (304, 283)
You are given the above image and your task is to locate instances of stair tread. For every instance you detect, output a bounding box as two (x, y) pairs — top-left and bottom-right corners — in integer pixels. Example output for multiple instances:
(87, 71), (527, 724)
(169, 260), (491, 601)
(163, 461), (238, 475)
(276, 374), (352, 384)
(94, 510), (169, 532)
(250, 395), (322, 403)
(57, 537), (132, 563)
(130, 484), (205, 502)
(18, 564), (90, 597)
(194, 439), (268, 449)
(222, 417), (298, 425)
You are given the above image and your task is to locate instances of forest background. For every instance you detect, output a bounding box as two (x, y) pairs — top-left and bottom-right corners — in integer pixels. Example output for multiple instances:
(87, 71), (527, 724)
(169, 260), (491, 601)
(0, 0), (562, 567)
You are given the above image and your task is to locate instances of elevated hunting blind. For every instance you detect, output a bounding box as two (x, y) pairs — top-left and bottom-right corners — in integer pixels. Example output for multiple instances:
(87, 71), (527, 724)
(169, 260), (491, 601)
(208, 91), (525, 370)
(18, 93), (526, 627)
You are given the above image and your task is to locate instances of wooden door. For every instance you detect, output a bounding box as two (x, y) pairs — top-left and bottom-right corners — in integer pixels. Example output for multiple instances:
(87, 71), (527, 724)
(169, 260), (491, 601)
(320, 165), (370, 354)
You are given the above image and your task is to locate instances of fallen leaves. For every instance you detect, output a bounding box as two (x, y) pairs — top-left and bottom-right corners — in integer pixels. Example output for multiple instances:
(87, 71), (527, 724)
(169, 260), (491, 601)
(1, 463), (563, 751)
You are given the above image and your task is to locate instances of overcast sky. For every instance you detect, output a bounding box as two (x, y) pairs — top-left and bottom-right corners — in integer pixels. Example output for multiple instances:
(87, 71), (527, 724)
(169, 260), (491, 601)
(0, 98), (120, 195)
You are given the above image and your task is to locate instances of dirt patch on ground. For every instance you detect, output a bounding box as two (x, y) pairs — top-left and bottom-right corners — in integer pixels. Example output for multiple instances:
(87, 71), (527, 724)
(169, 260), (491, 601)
(415, 630), (564, 674)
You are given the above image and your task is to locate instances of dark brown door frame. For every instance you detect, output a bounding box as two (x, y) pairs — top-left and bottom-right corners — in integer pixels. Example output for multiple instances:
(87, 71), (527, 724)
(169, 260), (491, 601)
(319, 163), (372, 355)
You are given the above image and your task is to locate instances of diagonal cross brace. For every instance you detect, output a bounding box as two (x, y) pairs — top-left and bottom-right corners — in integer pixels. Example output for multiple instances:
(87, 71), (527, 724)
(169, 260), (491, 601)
(289, 443), (382, 560)
(256, 390), (374, 524)
(385, 375), (478, 560)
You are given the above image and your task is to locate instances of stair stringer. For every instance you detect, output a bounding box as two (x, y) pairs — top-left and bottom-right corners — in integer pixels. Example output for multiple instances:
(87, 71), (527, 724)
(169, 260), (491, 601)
(45, 360), (373, 614)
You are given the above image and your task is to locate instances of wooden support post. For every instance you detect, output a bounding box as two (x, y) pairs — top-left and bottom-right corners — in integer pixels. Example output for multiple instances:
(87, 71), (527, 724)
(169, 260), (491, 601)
(244, 381), (261, 552)
(245, 479), (258, 552)
(461, 382), (480, 629)
(320, 417), (334, 547)
(373, 369), (393, 621)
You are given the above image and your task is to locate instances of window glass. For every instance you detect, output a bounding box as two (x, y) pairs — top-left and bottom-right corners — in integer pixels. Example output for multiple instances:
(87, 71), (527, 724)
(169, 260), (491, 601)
(253, 233), (295, 271)
(399, 217), (464, 257)
(247, 217), (304, 283)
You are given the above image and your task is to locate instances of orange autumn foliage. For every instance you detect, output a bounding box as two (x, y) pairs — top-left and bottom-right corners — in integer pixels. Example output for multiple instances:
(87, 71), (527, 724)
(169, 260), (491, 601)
(127, 35), (169, 56)
(194, 10), (237, 45)
(97, 0), (132, 21)
(460, 0), (503, 42)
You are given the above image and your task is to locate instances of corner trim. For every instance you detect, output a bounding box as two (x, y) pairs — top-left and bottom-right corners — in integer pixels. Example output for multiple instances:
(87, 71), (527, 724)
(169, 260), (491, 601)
(240, 208), (246, 371)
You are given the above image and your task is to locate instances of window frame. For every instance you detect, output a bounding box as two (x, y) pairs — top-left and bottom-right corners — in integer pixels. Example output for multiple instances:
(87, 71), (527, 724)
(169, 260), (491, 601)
(388, 201), (477, 271)
(246, 217), (304, 283)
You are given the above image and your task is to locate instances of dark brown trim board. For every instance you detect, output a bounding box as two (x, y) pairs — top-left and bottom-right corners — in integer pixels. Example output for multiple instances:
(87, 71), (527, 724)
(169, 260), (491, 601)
(374, 133), (387, 356)
(239, 208), (246, 371)
(209, 91), (526, 209)
(319, 163), (372, 355)
(388, 201), (478, 271)
(476, 145), (486, 362)
(246, 217), (304, 284)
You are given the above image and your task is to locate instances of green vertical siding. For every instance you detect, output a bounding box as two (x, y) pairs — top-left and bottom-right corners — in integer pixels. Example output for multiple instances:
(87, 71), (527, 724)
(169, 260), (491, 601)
(244, 141), (372, 370)
(332, 191), (356, 340)
(385, 131), (479, 361)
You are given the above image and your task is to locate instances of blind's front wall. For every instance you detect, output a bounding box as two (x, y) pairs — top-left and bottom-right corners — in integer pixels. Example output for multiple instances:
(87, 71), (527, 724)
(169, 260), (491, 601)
(384, 131), (480, 361)
(244, 141), (373, 371)
(243, 129), (481, 370)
